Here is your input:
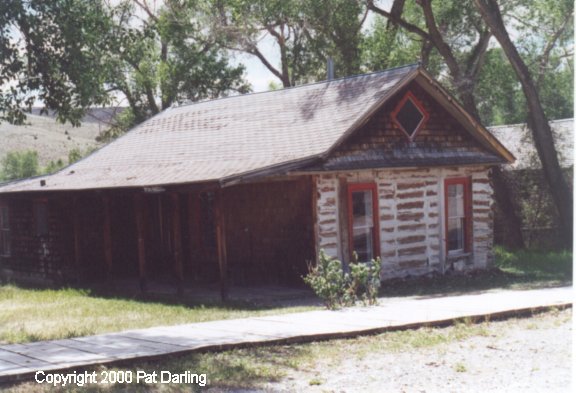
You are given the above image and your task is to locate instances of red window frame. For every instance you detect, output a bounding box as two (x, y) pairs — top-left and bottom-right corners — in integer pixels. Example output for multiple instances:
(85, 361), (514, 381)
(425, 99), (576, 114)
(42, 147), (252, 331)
(444, 177), (472, 254)
(391, 90), (430, 141)
(347, 183), (380, 261)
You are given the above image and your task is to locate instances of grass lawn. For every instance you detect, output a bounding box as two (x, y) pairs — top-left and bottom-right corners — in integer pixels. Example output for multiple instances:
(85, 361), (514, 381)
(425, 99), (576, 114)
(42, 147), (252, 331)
(0, 247), (571, 345)
(0, 286), (315, 344)
(379, 247), (572, 298)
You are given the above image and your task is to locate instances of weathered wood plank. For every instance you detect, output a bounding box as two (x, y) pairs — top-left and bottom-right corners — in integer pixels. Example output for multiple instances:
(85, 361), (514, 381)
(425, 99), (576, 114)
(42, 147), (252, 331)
(172, 193), (184, 296)
(102, 196), (113, 280)
(134, 194), (147, 292)
(214, 189), (228, 301)
(72, 196), (81, 282)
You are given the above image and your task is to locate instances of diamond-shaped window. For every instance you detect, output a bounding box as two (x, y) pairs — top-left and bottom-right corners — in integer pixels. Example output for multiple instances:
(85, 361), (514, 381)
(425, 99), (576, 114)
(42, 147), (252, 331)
(392, 92), (428, 139)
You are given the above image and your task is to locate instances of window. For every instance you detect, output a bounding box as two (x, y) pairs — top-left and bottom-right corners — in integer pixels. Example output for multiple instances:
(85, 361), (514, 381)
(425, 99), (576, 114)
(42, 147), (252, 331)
(34, 200), (48, 236)
(0, 205), (10, 256)
(392, 91), (429, 140)
(347, 183), (379, 262)
(445, 178), (471, 253)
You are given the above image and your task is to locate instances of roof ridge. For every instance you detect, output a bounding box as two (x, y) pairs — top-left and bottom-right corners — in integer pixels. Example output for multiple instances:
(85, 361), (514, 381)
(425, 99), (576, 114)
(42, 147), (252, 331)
(171, 63), (421, 111)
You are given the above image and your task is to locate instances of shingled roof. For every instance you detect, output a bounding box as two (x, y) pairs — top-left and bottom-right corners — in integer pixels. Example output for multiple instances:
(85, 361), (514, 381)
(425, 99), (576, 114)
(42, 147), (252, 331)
(0, 64), (512, 193)
(489, 118), (573, 170)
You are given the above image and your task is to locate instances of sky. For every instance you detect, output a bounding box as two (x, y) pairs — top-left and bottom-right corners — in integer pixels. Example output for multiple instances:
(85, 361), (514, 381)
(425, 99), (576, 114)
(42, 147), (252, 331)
(216, 0), (389, 92)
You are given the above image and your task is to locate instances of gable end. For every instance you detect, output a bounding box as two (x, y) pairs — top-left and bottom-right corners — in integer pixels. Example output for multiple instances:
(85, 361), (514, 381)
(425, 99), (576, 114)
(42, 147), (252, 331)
(305, 81), (507, 172)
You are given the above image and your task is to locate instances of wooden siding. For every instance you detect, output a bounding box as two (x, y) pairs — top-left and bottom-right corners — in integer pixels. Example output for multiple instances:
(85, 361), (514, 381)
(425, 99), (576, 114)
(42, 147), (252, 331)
(315, 166), (494, 278)
(334, 82), (486, 157)
(0, 197), (74, 283)
(223, 177), (313, 286)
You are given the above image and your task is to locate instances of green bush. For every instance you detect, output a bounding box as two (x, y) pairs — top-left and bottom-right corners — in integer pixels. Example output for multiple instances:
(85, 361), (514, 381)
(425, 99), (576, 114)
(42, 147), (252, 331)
(303, 250), (353, 309)
(349, 252), (382, 306)
(303, 250), (382, 309)
(0, 150), (40, 181)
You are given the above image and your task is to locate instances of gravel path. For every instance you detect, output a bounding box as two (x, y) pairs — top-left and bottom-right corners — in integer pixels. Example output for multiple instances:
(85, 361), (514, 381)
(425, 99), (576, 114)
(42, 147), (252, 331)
(264, 309), (572, 393)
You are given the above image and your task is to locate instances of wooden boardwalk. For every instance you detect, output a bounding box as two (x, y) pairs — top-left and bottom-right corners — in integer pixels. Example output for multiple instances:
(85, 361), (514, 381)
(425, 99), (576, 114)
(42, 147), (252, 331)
(0, 286), (572, 384)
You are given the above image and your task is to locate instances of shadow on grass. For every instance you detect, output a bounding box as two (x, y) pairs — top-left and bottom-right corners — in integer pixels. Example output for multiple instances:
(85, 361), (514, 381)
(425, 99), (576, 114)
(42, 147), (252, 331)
(2, 248), (571, 310)
(380, 247), (573, 299)
(0, 277), (319, 311)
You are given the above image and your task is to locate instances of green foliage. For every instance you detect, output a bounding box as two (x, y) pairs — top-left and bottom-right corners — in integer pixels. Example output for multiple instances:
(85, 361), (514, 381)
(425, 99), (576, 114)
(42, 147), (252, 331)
(348, 252), (381, 306)
(88, 0), (251, 138)
(303, 250), (353, 310)
(0, 284), (315, 344)
(303, 250), (382, 309)
(43, 147), (96, 175)
(1, 146), (97, 178)
(494, 246), (573, 279)
(208, 0), (366, 86)
(496, 168), (573, 249)
(0, 0), (115, 125)
(67, 148), (84, 165)
(44, 159), (65, 175)
(96, 108), (136, 143)
(0, 150), (40, 181)
(373, 247), (572, 299)
(361, 18), (424, 73)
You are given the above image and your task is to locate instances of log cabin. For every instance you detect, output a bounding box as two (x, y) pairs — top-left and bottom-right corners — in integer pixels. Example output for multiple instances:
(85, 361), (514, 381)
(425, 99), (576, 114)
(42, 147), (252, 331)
(0, 64), (514, 299)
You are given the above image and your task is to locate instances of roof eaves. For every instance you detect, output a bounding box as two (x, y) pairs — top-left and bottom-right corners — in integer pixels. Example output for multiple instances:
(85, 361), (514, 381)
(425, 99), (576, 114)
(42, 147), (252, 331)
(321, 65), (421, 160)
(219, 155), (322, 187)
(415, 69), (516, 164)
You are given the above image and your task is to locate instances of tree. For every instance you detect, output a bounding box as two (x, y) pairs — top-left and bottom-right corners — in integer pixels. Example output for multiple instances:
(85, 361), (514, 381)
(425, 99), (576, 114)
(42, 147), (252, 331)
(0, 150), (40, 181)
(209, 0), (367, 87)
(367, 0), (493, 119)
(474, 0), (573, 247)
(361, 17), (431, 73)
(366, 0), (573, 249)
(366, 0), (526, 248)
(98, 0), (250, 137)
(0, 0), (115, 125)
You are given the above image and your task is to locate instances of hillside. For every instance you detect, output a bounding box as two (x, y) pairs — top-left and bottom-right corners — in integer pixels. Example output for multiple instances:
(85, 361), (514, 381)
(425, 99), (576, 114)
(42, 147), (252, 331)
(0, 108), (119, 167)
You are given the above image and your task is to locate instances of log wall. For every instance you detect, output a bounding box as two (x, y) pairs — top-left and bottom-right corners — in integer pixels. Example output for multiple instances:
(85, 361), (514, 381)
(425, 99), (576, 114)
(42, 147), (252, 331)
(224, 177), (313, 286)
(315, 166), (494, 278)
(0, 197), (74, 283)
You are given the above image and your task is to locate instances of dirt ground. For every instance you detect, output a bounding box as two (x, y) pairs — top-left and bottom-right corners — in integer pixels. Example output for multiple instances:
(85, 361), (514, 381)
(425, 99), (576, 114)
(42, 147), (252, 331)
(261, 309), (572, 393)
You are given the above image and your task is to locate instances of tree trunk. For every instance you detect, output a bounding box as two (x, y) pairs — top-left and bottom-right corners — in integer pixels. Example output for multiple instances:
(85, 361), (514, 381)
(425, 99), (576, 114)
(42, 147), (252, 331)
(490, 167), (524, 249)
(474, 0), (573, 248)
(368, 0), (526, 249)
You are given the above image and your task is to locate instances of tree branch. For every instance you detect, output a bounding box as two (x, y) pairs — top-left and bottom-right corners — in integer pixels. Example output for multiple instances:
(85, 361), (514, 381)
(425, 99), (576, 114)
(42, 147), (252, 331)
(133, 0), (159, 23)
(465, 28), (491, 79)
(536, 11), (573, 86)
(417, 0), (460, 78)
(366, 0), (431, 40)
(247, 45), (285, 85)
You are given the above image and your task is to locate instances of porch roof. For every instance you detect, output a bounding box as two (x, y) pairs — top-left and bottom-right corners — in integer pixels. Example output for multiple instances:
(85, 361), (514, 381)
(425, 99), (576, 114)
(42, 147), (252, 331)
(0, 64), (513, 193)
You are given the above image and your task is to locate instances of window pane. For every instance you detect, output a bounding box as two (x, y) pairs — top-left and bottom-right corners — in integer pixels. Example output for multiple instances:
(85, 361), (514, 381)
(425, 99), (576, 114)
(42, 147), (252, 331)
(448, 184), (464, 217)
(352, 190), (373, 228)
(353, 227), (373, 262)
(395, 98), (424, 137)
(351, 189), (375, 261)
(448, 217), (464, 251)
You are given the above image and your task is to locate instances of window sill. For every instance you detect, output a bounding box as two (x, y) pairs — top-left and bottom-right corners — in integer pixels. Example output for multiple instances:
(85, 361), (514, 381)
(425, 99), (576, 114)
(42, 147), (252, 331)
(447, 251), (471, 260)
